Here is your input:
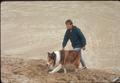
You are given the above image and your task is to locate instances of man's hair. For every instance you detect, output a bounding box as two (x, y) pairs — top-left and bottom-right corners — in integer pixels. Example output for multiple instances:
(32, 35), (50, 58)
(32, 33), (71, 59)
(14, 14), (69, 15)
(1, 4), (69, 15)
(65, 19), (73, 25)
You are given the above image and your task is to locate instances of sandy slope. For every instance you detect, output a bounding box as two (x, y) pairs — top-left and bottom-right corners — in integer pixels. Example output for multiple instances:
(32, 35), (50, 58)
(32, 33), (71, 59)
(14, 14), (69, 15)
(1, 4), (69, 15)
(1, 1), (120, 83)
(1, 1), (120, 70)
(1, 57), (120, 83)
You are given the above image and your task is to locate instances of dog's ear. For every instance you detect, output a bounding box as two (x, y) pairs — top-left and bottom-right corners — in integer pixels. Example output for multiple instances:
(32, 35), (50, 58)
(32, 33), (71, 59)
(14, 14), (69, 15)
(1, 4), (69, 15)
(52, 52), (56, 57)
(52, 52), (56, 55)
(47, 52), (51, 56)
(52, 51), (55, 54)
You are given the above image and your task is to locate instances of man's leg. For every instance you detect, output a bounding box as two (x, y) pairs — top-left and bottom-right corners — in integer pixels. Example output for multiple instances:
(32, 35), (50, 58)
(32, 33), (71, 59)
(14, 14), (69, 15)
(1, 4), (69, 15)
(74, 48), (87, 68)
(80, 51), (86, 68)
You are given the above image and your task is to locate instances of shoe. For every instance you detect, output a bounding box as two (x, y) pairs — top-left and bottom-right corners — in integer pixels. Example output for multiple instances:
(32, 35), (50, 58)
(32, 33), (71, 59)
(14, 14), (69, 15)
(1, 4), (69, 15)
(81, 66), (87, 70)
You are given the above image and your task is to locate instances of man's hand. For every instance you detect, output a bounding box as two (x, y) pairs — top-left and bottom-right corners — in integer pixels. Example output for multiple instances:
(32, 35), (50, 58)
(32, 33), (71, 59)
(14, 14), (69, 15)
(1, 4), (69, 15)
(82, 46), (86, 50)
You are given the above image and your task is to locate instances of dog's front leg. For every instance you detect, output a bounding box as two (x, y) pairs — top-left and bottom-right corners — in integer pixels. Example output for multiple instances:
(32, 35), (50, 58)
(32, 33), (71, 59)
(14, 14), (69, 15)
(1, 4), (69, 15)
(49, 64), (62, 74)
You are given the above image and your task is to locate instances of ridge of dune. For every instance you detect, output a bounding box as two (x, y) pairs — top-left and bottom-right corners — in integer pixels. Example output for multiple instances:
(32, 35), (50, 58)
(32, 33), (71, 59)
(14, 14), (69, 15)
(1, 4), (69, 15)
(1, 57), (120, 83)
(1, 1), (120, 83)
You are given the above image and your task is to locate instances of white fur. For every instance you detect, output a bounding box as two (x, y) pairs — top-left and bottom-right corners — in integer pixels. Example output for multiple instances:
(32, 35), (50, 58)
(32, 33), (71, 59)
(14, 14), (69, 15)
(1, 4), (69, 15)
(54, 51), (61, 66)
(49, 64), (62, 73)
(63, 68), (67, 74)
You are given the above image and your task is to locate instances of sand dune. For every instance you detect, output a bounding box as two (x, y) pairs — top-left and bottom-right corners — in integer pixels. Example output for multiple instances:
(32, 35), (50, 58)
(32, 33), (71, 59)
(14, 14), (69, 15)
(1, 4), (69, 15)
(1, 1), (120, 69)
(1, 57), (120, 83)
(1, 1), (120, 82)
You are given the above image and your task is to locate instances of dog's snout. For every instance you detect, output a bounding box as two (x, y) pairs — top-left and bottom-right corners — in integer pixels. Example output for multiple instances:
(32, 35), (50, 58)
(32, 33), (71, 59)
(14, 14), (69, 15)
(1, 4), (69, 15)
(46, 63), (50, 67)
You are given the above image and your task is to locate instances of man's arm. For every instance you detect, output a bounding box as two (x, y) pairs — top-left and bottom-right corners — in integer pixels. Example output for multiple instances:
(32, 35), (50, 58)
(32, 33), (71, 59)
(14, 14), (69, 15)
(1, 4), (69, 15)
(77, 28), (86, 48)
(62, 30), (69, 49)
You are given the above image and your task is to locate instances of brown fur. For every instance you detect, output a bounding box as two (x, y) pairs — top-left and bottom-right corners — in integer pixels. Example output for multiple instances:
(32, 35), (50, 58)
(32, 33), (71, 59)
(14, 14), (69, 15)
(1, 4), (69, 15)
(47, 50), (81, 72)
(60, 50), (80, 69)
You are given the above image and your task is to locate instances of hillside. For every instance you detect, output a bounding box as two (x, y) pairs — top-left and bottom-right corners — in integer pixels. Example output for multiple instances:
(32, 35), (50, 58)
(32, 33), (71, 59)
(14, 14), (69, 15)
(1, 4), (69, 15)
(1, 1), (120, 83)
(1, 57), (120, 83)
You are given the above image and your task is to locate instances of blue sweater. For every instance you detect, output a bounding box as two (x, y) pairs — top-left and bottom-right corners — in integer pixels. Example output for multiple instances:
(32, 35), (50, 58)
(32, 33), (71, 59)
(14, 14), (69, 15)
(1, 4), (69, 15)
(62, 26), (86, 48)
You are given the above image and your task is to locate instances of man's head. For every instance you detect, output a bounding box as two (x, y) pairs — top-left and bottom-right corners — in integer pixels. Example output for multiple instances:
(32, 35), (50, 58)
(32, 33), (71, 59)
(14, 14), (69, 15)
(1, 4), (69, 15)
(65, 19), (73, 29)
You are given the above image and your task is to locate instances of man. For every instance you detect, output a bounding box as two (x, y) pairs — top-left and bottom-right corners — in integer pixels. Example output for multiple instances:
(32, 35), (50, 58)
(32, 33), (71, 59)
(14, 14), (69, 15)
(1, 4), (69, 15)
(62, 19), (87, 69)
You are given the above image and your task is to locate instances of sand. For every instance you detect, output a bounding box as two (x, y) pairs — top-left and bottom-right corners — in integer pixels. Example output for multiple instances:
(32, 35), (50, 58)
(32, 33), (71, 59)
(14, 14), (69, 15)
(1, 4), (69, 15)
(1, 1), (120, 83)
(1, 56), (120, 83)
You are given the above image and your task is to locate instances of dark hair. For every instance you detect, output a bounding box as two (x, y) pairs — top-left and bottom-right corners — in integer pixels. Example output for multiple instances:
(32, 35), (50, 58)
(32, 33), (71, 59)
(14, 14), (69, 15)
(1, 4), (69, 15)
(65, 19), (73, 25)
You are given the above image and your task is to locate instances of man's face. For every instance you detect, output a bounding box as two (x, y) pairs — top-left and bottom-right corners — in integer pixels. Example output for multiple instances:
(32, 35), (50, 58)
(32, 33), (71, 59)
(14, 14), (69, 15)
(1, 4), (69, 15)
(66, 23), (73, 29)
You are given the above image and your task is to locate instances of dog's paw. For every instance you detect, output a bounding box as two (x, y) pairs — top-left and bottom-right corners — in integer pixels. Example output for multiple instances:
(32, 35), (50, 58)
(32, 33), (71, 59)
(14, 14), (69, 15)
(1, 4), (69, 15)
(49, 71), (54, 74)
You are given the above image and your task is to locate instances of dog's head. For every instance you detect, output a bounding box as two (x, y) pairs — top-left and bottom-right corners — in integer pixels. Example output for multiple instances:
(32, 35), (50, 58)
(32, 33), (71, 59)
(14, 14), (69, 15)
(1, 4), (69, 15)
(47, 52), (56, 68)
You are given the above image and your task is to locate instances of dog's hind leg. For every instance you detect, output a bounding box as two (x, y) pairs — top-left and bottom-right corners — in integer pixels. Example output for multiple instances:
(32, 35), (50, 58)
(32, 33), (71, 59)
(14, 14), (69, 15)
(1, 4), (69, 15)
(63, 68), (67, 74)
(63, 67), (67, 74)
(74, 59), (80, 72)
(49, 64), (62, 74)
(75, 65), (79, 72)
